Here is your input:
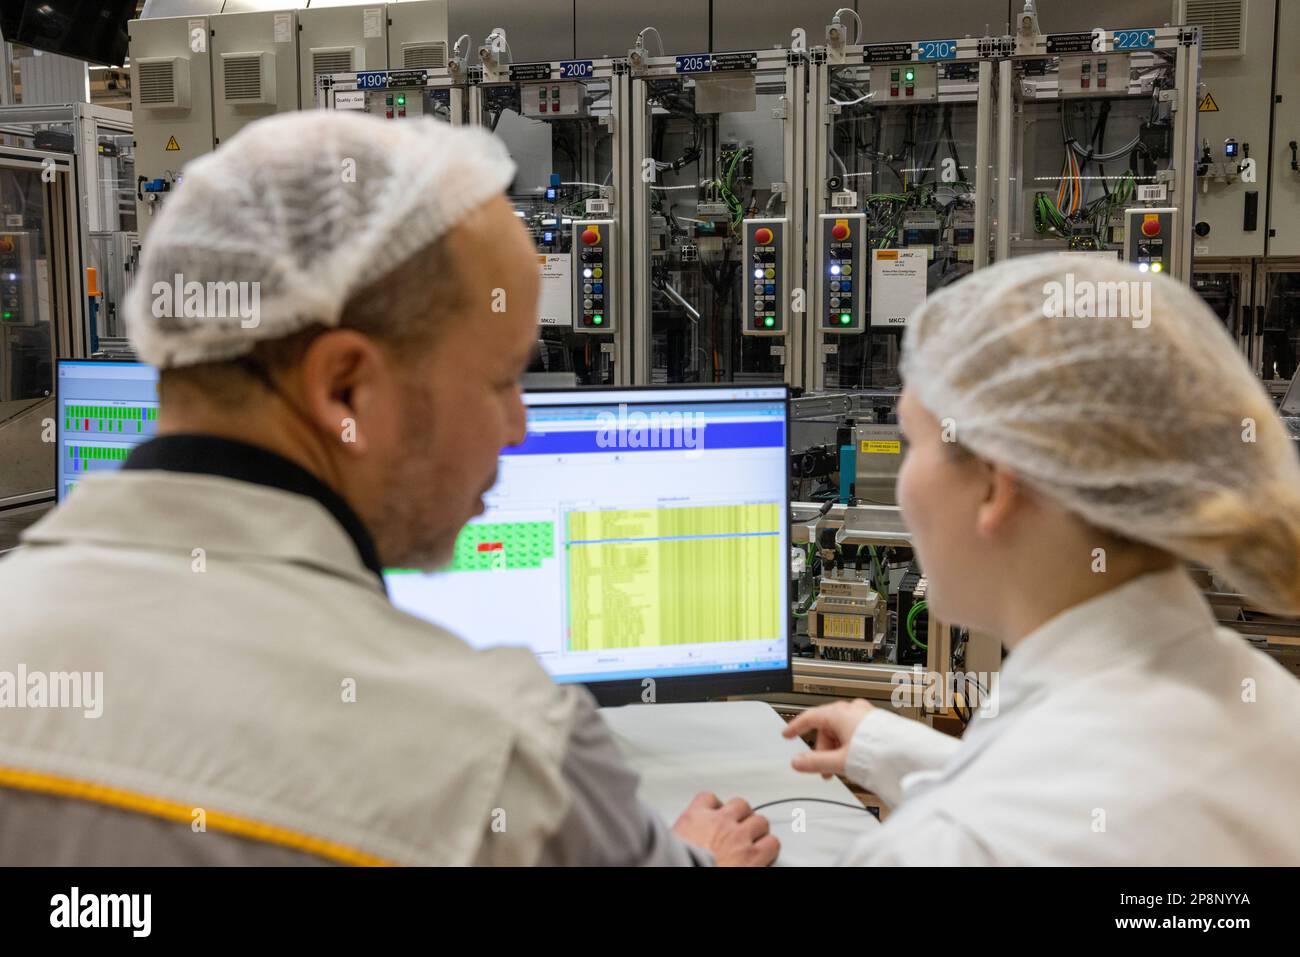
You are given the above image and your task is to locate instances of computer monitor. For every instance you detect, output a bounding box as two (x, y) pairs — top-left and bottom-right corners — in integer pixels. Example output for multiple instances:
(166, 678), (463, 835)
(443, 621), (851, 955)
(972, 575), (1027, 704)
(386, 385), (792, 704)
(56, 360), (160, 501)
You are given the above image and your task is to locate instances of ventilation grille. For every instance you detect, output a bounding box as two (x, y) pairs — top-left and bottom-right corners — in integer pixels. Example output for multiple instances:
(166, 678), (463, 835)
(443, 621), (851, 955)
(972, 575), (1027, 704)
(223, 54), (263, 101)
(1184, 0), (1245, 56)
(402, 41), (448, 70)
(312, 48), (354, 76)
(137, 60), (176, 106)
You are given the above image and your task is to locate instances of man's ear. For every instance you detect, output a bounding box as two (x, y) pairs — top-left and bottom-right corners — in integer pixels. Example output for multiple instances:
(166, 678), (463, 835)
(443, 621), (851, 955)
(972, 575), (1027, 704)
(974, 462), (1022, 541)
(298, 330), (386, 456)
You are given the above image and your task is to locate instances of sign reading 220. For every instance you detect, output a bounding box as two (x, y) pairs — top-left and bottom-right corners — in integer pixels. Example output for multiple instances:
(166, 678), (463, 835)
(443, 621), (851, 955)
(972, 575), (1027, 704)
(915, 39), (957, 61)
(1113, 29), (1157, 50)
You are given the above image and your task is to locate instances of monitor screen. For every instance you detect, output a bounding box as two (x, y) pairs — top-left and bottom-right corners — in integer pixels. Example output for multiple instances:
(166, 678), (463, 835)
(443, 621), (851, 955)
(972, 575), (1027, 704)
(386, 386), (792, 704)
(12, 0), (135, 67)
(57, 360), (160, 501)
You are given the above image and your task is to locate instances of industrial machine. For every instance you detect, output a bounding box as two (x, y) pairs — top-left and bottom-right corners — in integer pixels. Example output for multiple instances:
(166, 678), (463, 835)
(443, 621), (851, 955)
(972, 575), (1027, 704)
(1000, 16), (1200, 279)
(806, 20), (1002, 391)
(0, 143), (82, 510)
(1176, 0), (1299, 387)
(629, 33), (807, 386)
(471, 40), (632, 385)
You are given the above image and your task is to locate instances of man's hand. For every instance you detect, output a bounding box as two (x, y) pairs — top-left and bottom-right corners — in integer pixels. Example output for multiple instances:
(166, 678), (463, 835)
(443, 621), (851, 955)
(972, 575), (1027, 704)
(781, 698), (874, 779)
(671, 791), (779, 866)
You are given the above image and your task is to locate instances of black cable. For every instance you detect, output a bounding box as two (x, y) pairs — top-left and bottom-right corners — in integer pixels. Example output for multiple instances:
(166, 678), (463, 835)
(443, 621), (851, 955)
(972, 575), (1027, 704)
(750, 797), (878, 815)
(942, 106), (966, 184)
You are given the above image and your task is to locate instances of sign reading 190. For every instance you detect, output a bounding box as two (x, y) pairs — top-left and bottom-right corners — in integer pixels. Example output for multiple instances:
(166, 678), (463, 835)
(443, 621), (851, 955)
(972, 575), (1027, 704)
(915, 39), (957, 61)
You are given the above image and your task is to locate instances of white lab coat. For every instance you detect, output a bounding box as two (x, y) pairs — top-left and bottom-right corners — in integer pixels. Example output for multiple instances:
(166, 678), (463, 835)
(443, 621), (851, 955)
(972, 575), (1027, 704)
(0, 470), (574, 865)
(838, 567), (1300, 865)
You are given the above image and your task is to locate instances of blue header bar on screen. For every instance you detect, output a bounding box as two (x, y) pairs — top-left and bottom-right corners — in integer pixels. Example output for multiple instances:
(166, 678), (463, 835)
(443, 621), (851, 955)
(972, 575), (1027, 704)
(503, 419), (783, 456)
(513, 388), (786, 458)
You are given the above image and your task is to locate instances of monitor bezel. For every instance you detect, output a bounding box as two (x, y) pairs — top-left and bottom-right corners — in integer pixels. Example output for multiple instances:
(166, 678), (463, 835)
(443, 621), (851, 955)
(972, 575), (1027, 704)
(518, 383), (794, 706)
(55, 357), (156, 502)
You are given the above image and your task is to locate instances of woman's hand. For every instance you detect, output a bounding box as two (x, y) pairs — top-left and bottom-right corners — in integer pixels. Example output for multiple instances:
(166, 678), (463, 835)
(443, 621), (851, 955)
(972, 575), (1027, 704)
(781, 698), (874, 778)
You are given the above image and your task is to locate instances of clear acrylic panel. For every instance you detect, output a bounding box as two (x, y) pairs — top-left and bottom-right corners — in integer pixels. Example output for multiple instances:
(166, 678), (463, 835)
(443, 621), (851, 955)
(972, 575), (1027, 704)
(483, 77), (616, 385)
(645, 72), (789, 384)
(821, 61), (985, 389)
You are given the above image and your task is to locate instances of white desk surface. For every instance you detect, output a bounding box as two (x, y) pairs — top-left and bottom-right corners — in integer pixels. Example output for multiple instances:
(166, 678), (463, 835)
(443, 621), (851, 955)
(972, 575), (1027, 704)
(600, 700), (879, 866)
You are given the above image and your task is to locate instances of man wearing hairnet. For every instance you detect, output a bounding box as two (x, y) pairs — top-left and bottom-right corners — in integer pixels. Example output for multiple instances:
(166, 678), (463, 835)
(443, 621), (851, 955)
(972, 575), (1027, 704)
(0, 113), (778, 866)
(785, 254), (1300, 865)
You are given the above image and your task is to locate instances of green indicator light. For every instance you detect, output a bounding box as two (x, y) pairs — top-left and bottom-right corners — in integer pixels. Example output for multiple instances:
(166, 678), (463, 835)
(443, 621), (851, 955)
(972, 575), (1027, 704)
(763, 316), (775, 328)
(396, 94), (406, 105)
(2, 311), (10, 319)
(904, 69), (915, 82)
(839, 313), (852, 325)
(593, 314), (604, 325)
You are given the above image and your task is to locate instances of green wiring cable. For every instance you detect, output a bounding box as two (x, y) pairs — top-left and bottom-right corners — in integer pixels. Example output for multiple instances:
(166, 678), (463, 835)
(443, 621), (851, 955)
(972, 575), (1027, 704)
(906, 599), (929, 650)
(867, 546), (888, 597)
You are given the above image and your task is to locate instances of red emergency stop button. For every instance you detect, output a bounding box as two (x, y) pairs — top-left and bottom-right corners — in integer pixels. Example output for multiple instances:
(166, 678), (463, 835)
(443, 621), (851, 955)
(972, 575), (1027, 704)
(1141, 216), (1161, 237)
(581, 227), (600, 245)
(831, 222), (850, 240)
(754, 227), (774, 245)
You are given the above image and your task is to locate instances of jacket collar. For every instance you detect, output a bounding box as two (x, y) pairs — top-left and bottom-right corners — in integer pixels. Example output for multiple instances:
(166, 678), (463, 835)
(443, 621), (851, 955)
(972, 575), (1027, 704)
(24, 438), (386, 594)
(119, 434), (385, 586)
(1001, 567), (1214, 683)
(923, 567), (1221, 785)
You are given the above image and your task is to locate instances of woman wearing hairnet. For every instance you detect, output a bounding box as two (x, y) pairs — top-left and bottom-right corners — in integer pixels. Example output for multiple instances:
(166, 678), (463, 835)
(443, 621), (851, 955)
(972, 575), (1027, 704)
(784, 253), (1300, 865)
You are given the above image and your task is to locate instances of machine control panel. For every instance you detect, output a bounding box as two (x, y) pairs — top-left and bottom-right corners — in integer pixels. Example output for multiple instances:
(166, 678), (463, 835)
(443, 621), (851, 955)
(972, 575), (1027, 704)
(573, 219), (614, 332)
(522, 81), (586, 117)
(333, 86), (448, 119)
(0, 233), (34, 325)
(1123, 207), (1177, 274)
(820, 212), (865, 333)
(876, 63), (937, 101)
(1058, 54), (1129, 96)
(743, 218), (787, 337)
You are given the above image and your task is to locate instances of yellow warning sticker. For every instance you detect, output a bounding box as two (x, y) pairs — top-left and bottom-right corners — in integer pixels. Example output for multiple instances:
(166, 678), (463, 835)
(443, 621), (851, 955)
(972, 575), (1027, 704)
(165, 135), (181, 151)
(860, 439), (901, 454)
(1198, 92), (1219, 113)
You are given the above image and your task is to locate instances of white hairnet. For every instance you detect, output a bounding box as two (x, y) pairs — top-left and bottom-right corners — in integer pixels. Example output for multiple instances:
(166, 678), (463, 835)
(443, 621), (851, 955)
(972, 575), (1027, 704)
(901, 253), (1300, 615)
(126, 111), (516, 369)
